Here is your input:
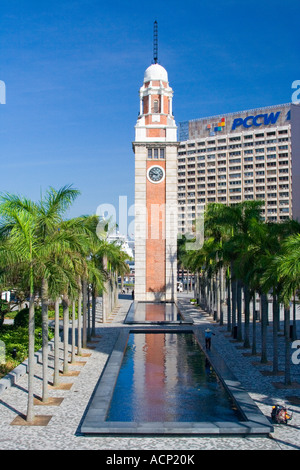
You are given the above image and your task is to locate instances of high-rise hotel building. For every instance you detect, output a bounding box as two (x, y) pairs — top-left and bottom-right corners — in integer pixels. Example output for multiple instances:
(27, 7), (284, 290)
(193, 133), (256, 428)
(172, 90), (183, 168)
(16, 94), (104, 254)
(177, 103), (300, 234)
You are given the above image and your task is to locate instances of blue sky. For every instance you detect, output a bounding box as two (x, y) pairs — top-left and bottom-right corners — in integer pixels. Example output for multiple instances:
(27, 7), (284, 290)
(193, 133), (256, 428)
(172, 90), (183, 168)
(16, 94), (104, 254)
(0, 0), (299, 232)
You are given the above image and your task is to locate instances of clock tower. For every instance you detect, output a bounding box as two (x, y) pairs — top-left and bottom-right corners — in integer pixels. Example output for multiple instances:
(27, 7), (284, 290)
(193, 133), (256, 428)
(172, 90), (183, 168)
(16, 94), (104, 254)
(133, 59), (178, 302)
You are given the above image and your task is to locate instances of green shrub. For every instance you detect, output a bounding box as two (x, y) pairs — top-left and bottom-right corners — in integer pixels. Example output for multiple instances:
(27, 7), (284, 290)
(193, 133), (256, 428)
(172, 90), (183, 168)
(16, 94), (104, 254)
(14, 307), (42, 328)
(0, 324), (53, 378)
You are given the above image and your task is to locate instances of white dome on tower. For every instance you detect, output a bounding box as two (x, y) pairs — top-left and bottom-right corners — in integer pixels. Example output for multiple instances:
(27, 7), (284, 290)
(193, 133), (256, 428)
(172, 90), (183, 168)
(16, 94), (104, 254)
(144, 63), (168, 83)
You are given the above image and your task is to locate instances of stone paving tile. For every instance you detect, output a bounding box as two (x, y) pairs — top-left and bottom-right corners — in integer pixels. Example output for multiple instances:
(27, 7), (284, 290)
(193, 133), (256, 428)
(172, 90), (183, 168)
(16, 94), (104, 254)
(0, 295), (299, 451)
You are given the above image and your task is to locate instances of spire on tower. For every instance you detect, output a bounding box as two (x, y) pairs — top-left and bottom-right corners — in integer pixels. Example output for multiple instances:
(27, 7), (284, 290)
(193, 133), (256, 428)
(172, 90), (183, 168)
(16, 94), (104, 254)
(153, 20), (158, 64)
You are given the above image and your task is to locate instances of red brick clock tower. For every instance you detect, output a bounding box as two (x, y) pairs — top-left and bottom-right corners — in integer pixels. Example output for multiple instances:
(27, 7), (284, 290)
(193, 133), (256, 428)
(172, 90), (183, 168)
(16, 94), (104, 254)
(133, 59), (178, 302)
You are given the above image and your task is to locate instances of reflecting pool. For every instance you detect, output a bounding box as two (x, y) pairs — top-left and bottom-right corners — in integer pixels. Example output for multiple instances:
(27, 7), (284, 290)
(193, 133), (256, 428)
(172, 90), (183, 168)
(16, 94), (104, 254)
(106, 332), (242, 422)
(133, 302), (181, 322)
(125, 302), (193, 324)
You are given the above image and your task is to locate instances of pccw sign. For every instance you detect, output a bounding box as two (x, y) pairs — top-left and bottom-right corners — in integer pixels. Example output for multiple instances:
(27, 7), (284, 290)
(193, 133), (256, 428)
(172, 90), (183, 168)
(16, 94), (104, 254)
(232, 110), (288, 130)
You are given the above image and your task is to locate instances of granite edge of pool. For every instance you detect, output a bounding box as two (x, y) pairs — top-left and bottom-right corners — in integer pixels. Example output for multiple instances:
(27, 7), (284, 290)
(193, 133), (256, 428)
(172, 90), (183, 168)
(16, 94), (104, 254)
(80, 326), (274, 436)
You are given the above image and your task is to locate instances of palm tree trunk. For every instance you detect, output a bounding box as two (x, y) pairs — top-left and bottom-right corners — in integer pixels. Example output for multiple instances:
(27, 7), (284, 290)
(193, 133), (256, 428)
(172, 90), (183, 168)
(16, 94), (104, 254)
(92, 285), (96, 337)
(41, 277), (49, 402)
(82, 279), (87, 347)
(196, 272), (200, 303)
(237, 279), (243, 341)
(194, 271), (197, 302)
(210, 277), (214, 315)
(277, 303), (282, 332)
(284, 305), (291, 385)
(62, 293), (70, 374)
(219, 267), (224, 326)
(112, 275), (115, 310)
(207, 278), (211, 313)
(77, 283), (82, 356)
(205, 278), (209, 311)
(110, 273), (113, 312)
(107, 277), (111, 317)
(26, 251), (35, 423)
(203, 275), (208, 309)
(199, 272), (203, 305)
(252, 292), (257, 355)
(216, 272), (220, 322)
(206, 274), (210, 309)
(112, 274), (115, 310)
(272, 293), (279, 374)
(243, 284), (251, 348)
(292, 295), (297, 340)
(53, 297), (60, 387)
(114, 272), (118, 308)
(260, 293), (268, 364)
(226, 270), (231, 332)
(71, 300), (76, 363)
(231, 279), (237, 336)
(26, 294), (35, 423)
(87, 284), (91, 342)
(102, 255), (108, 323)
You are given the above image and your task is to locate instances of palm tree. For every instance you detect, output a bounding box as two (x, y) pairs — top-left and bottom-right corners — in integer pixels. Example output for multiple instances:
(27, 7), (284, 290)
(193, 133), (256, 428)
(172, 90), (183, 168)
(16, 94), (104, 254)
(202, 201), (263, 338)
(274, 233), (300, 303)
(232, 218), (265, 350)
(203, 203), (231, 323)
(86, 248), (105, 334)
(45, 246), (82, 386)
(108, 243), (131, 304)
(237, 220), (276, 364)
(56, 221), (91, 372)
(224, 201), (264, 341)
(258, 221), (299, 378)
(95, 218), (131, 322)
(100, 240), (129, 321)
(267, 232), (300, 384)
(0, 186), (81, 401)
(36, 185), (80, 388)
(0, 204), (38, 423)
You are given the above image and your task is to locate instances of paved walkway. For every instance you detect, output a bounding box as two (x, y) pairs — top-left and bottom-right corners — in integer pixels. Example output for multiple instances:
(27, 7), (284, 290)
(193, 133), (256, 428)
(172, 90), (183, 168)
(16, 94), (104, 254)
(0, 294), (299, 450)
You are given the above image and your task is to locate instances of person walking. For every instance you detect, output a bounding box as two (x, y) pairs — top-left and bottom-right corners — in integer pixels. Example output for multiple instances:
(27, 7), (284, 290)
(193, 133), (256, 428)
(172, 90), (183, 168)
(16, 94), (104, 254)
(205, 328), (215, 351)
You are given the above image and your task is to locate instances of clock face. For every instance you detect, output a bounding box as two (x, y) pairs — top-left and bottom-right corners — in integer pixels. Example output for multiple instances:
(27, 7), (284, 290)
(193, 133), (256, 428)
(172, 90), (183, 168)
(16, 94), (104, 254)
(147, 165), (165, 183)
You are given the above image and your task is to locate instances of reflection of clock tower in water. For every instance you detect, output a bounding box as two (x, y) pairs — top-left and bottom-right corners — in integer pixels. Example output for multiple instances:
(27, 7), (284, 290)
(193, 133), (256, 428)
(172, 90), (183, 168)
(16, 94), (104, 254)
(133, 57), (178, 302)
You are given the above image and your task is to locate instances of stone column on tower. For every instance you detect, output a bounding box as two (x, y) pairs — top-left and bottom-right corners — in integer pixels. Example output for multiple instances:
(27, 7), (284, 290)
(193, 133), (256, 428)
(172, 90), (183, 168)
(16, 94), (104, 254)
(133, 63), (178, 302)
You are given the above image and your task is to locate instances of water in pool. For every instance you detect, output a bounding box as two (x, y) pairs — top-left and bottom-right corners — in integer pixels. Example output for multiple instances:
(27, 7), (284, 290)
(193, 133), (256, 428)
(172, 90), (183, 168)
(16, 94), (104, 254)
(133, 302), (181, 322)
(106, 332), (241, 422)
